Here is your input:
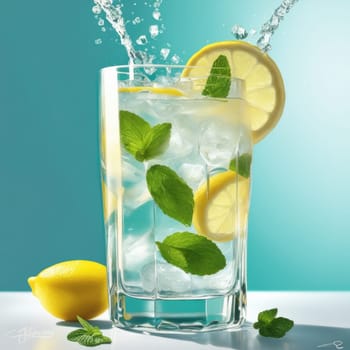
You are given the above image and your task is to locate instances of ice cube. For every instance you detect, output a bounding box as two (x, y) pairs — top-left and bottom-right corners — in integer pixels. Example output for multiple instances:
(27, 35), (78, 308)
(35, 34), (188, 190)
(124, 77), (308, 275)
(124, 181), (151, 210)
(192, 262), (234, 292)
(122, 155), (145, 184)
(179, 163), (206, 189)
(124, 231), (154, 272)
(168, 128), (193, 157)
(141, 262), (191, 293)
(199, 121), (238, 167)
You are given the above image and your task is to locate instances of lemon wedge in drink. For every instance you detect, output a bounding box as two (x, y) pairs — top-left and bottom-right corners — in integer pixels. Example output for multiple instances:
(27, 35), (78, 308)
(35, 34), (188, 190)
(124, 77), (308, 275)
(28, 260), (108, 321)
(119, 86), (183, 96)
(182, 41), (285, 143)
(193, 171), (250, 242)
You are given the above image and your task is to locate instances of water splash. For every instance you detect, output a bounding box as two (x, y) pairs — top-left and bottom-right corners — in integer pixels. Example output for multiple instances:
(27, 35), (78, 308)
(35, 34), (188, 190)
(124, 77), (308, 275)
(232, 25), (248, 40)
(256, 0), (299, 52)
(92, 0), (169, 65)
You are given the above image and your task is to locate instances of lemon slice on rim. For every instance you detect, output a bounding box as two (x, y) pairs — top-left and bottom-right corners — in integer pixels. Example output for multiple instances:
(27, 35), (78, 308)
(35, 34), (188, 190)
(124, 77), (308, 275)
(193, 170), (250, 242)
(182, 41), (285, 143)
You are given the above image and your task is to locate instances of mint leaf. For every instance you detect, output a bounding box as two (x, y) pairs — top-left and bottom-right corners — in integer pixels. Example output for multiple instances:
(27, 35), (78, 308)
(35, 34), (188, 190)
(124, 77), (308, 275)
(202, 55), (231, 98)
(254, 308), (294, 338)
(77, 315), (99, 333)
(67, 329), (88, 341)
(120, 110), (151, 161)
(120, 110), (171, 162)
(257, 308), (278, 326)
(92, 336), (113, 346)
(229, 153), (252, 178)
(67, 316), (112, 347)
(143, 122), (171, 160)
(156, 232), (226, 275)
(146, 165), (194, 226)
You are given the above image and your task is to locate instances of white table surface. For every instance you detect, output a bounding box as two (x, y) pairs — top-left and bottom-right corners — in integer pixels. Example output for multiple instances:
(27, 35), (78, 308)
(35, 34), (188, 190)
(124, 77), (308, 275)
(1, 292), (350, 350)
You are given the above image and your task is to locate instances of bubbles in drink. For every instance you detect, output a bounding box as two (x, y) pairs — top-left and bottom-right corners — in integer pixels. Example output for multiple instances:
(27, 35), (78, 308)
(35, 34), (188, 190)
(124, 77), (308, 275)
(95, 38), (103, 45)
(98, 18), (104, 26)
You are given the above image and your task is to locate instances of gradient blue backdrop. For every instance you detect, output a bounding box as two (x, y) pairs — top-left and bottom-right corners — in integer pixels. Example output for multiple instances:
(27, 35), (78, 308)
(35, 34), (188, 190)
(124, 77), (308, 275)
(1, 0), (349, 290)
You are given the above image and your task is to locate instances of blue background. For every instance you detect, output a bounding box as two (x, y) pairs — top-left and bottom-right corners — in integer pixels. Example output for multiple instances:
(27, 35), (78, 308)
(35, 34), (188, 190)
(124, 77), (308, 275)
(1, 0), (349, 290)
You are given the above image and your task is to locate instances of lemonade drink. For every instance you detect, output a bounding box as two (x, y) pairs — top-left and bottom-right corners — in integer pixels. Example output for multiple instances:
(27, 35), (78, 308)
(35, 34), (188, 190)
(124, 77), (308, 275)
(101, 69), (251, 332)
(101, 41), (285, 333)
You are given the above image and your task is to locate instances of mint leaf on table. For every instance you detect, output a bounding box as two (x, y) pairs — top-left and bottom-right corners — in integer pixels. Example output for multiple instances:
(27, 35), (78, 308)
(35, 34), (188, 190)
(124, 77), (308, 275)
(202, 54), (231, 98)
(146, 164), (194, 226)
(229, 153), (252, 178)
(156, 232), (226, 275)
(253, 308), (294, 338)
(120, 110), (171, 162)
(67, 316), (112, 347)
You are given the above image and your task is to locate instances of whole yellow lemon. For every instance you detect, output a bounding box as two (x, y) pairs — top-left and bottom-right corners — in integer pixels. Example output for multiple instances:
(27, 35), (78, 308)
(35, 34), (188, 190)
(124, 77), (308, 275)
(28, 260), (108, 321)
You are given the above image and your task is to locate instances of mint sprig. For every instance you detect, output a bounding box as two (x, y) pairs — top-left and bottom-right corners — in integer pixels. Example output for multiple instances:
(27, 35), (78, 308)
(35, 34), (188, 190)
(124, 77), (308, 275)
(146, 164), (194, 226)
(67, 316), (112, 347)
(202, 54), (231, 98)
(156, 232), (226, 275)
(120, 110), (171, 162)
(254, 308), (294, 338)
(229, 153), (252, 178)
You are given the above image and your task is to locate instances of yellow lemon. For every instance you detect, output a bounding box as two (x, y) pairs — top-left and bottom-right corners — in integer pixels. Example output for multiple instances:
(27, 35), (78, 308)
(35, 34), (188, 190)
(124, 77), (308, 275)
(182, 41), (285, 143)
(28, 260), (108, 321)
(193, 171), (250, 242)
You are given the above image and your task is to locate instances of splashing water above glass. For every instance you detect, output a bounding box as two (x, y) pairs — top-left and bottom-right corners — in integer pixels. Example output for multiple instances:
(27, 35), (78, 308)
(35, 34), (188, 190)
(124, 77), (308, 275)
(232, 0), (299, 52)
(92, 0), (169, 65)
(256, 0), (299, 52)
(93, 0), (300, 65)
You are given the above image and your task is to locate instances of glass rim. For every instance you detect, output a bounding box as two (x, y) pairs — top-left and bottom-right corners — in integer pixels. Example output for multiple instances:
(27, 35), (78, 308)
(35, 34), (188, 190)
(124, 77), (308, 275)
(101, 64), (210, 73)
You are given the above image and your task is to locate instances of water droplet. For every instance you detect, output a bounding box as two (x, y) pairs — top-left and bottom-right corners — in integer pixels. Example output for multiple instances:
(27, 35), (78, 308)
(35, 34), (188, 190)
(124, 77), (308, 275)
(249, 28), (257, 36)
(136, 35), (148, 45)
(152, 9), (161, 20)
(92, 5), (102, 15)
(160, 48), (170, 60)
(257, 33), (272, 52)
(101, 27), (106, 32)
(132, 16), (141, 25)
(149, 25), (159, 39)
(270, 14), (280, 30)
(101, 0), (112, 8)
(153, 0), (162, 8)
(171, 54), (180, 64)
(95, 38), (103, 45)
(275, 6), (287, 17)
(98, 18), (104, 26)
(231, 24), (248, 40)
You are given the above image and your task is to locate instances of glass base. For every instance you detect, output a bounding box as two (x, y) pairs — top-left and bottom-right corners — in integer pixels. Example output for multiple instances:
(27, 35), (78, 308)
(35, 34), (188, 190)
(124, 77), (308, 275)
(110, 289), (246, 334)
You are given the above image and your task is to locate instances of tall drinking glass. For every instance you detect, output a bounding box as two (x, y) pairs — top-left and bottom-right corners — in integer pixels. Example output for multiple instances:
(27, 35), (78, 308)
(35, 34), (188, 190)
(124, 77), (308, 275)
(100, 65), (252, 333)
